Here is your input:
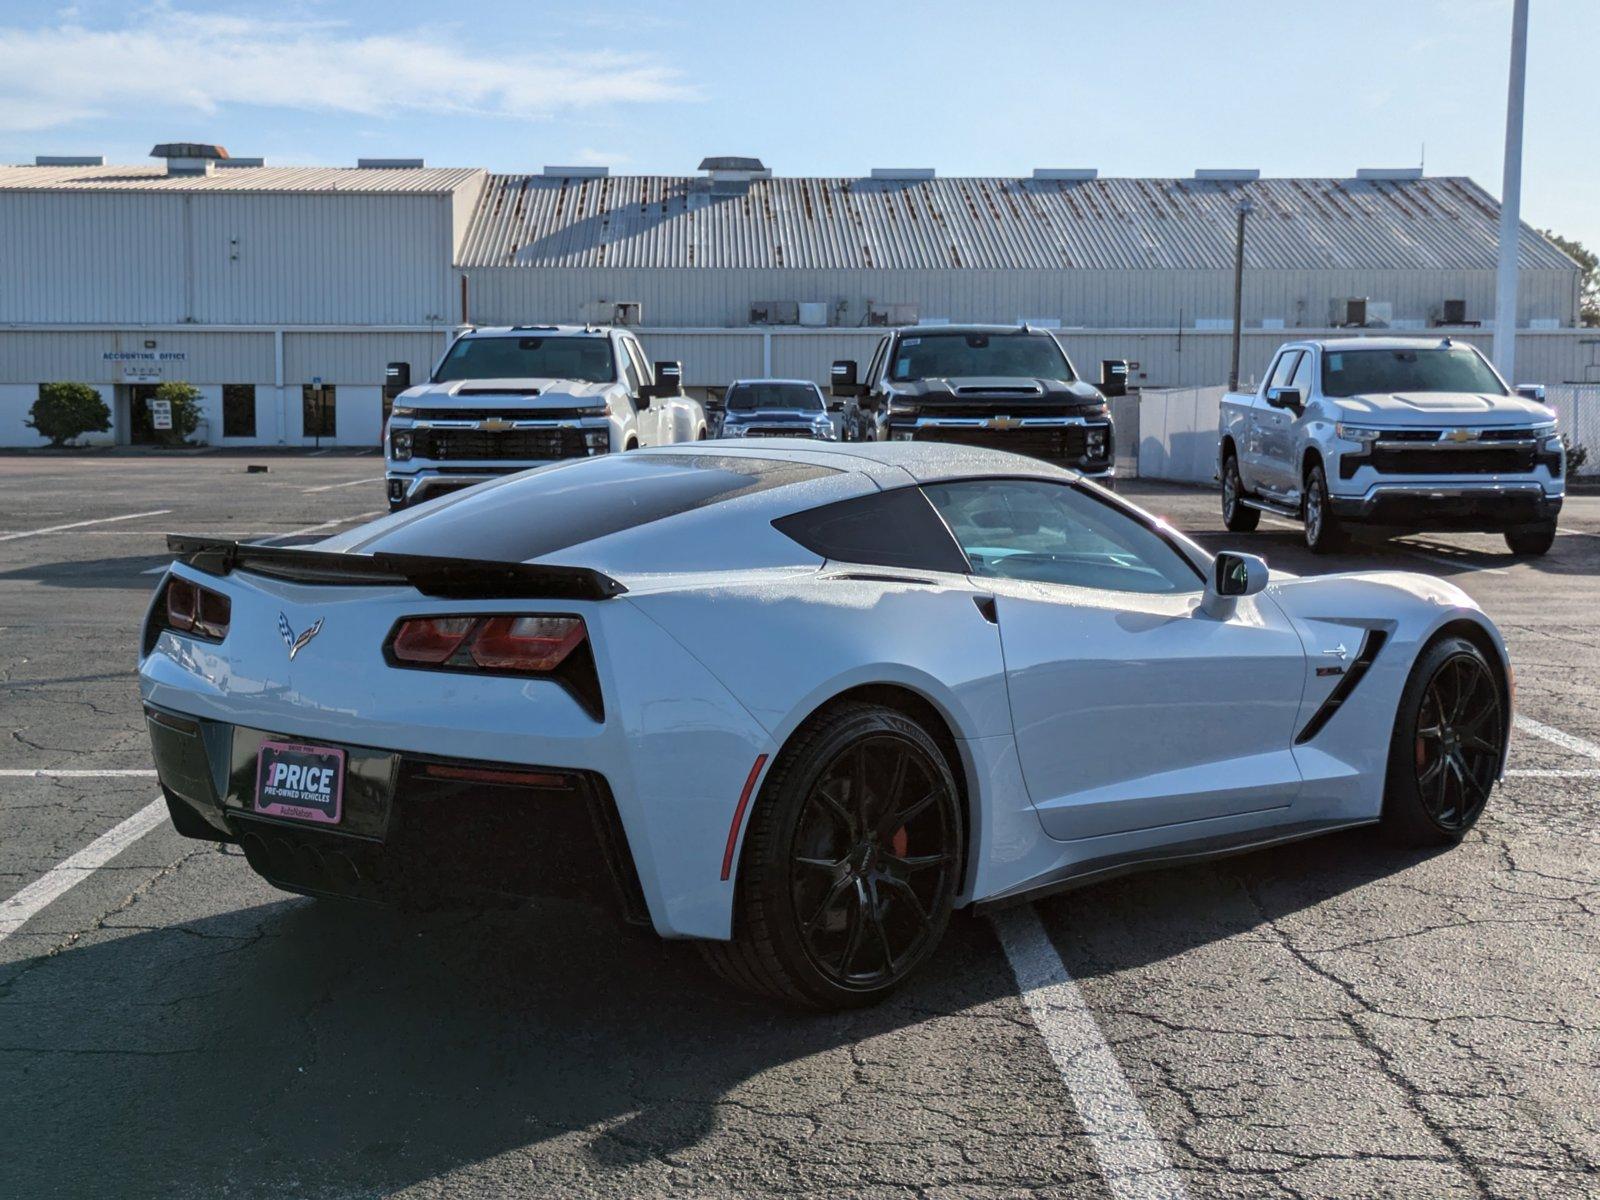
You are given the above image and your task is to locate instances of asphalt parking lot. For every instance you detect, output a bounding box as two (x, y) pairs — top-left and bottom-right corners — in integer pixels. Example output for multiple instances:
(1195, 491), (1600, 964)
(2, 450), (1598, 1200)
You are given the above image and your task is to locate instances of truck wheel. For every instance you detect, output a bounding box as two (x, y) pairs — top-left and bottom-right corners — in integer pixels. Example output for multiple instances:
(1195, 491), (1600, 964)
(1504, 521), (1556, 556)
(1303, 463), (1347, 554)
(1221, 451), (1260, 532)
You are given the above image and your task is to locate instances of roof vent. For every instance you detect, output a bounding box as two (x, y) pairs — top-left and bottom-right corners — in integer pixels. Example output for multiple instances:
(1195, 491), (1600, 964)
(357, 157), (424, 169)
(1032, 168), (1097, 180)
(870, 167), (936, 181)
(697, 156), (770, 182)
(1193, 168), (1260, 181)
(1355, 167), (1423, 180)
(218, 157), (265, 169)
(543, 165), (609, 178)
(151, 142), (229, 176)
(35, 155), (104, 167)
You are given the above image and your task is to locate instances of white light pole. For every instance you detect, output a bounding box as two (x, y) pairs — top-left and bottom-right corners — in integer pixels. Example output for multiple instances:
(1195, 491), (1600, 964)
(1493, 0), (1530, 380)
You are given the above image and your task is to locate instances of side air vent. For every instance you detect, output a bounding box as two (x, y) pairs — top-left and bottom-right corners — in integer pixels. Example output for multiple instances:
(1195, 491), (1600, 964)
(1295, 631), (1388, 744)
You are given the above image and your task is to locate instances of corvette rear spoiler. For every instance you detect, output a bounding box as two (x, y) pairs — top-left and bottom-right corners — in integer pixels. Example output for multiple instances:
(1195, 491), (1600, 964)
(166, 535), (627, 601)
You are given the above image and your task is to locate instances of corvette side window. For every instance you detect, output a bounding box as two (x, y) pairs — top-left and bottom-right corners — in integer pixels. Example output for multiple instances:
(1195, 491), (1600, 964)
(923, 479), (1202, 594)
(772, 487), (971, 574)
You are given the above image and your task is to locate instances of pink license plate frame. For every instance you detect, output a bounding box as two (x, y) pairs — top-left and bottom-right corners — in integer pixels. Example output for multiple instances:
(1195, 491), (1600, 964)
(254, 740), (346, 825)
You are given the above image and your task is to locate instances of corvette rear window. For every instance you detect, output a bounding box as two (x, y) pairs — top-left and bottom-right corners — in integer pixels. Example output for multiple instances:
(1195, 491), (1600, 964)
(773, 486), (971, 574)
(351, 454), (836, 562)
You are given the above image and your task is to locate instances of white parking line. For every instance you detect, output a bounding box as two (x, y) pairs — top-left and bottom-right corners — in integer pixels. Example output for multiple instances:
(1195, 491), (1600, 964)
(1514, 714), (1600, 761)
(993, 905), (1191, 1200)
(0, 509), (171, 543)
(1400, 547), (1509, 576)
(0, 769), (157, 778)
(302, 478), (382, 494)
(1504, 768), (1600, 778)
(0, 798), (167, 941)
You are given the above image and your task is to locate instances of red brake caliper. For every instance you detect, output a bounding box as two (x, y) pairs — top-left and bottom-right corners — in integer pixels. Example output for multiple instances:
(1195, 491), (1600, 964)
(891, 826), (909, 857)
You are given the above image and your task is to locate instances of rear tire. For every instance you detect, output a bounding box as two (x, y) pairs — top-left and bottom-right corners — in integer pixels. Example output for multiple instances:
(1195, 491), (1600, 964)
(1380, 636), (1504, 846)
(1303, 462), (1347, 554)
(701, 702), (963, 1009)
(1504, 521), (1556, 556)
(1221, 450), (1261, 532)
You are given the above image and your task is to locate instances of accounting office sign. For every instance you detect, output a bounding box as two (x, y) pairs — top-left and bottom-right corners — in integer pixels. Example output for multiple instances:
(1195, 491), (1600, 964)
(104, 350), (187, 383)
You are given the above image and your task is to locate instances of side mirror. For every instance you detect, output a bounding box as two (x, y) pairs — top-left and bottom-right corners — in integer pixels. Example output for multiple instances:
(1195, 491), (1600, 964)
(1198, 551), (1268, 620)
(639, 360), (684, 405)
(1266, 387), (1302, 411)
(384, 361), (412, 392)
(831, 359), (865, 397)
(827, 398), (845, 412)
(1098, 359), (1129, 398)
(1514, 383), (1546, 403)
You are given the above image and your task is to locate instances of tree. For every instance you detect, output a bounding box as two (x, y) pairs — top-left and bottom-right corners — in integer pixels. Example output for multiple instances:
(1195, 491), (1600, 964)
(1542, 229), (1599, 327)
(153, 380), (203, 445)
(26, 382), (111, 448)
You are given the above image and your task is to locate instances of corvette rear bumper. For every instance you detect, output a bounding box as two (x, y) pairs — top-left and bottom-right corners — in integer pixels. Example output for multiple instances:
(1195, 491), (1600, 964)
(145, 704), (648, 922)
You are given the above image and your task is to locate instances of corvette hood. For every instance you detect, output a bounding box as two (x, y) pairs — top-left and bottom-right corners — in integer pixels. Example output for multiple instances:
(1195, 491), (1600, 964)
(1332, 391), (1555, 427)
(399, 379), (613, 410)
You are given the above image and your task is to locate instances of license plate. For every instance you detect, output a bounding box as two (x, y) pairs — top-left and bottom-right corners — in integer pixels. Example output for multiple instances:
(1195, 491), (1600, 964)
(255, 741), (346, 824)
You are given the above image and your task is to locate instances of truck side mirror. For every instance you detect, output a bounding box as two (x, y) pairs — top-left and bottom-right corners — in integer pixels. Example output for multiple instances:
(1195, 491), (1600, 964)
(1199, 552), (1269, 620)
(1514, 384), (1547, 403)
(640, 361), (684, 404)
(384, 361), (411, 392)
(1098, 359), (1129, 398)
(831, 360), (865, 397)
(827, 398), (845, 413)
(1266, 387), (1302, 411)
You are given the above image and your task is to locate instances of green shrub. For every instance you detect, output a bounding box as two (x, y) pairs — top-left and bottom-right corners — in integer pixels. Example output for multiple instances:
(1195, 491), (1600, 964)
(1563, 434), (1588, 475)
(153, 381), (203, 445)
(26, 382), (111, 447)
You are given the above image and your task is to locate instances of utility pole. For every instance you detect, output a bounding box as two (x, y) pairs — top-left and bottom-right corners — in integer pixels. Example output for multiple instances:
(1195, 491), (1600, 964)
(1228, 201), (1253, 391)
(1493, 0), (1529, 380)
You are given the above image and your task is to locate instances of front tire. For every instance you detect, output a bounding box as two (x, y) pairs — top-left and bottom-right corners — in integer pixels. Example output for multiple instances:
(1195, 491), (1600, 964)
(1303, 462), (1347, 554)
(703, 702), (963, 1009)
(1221, 450), (1261, 532)
(1504, 521), (1556, 556)
(1380, 636), (1505, 846)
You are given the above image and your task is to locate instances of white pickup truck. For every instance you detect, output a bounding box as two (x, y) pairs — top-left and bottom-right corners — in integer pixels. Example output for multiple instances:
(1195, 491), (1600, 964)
(384, 325), (708, 510)
(1218, 337), (1563, 554)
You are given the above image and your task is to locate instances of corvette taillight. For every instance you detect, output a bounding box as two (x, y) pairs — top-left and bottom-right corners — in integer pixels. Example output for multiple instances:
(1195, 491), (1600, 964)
(387, 615), (588, 675)
(164, 576), (231, 641)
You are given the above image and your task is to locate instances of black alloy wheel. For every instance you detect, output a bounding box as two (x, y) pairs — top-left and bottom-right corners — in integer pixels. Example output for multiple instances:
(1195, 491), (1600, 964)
(703, 702), (962, 1008)
(1382, 636), (1504, 845)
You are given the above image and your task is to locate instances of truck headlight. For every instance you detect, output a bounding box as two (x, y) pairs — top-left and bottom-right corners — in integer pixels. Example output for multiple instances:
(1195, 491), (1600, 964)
(1085, 426), (1109, 457)
(1335, 423), (1382, 444)
(887, 393), (918, 417)
(390, 430), (413, 461)
(1532, 421), (1560, 451)
(583, 428), (610, 455)
(721, 422), (745, 437)
(390, 405), (416, 420)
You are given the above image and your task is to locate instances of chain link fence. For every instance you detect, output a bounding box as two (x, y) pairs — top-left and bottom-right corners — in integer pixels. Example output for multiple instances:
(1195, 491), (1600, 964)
(1545, 386), (1600, 475)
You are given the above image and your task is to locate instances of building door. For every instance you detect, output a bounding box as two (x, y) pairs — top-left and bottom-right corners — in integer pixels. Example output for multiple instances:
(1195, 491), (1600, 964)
(123, 384), (164, 445)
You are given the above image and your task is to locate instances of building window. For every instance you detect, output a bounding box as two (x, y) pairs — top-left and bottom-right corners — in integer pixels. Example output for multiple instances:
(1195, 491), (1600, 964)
(302, 384), (336, 438)
(222, 385), (256, 438)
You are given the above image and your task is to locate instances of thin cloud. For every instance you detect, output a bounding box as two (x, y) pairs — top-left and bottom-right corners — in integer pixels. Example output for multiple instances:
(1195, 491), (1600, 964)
(0, 9), (697, 133)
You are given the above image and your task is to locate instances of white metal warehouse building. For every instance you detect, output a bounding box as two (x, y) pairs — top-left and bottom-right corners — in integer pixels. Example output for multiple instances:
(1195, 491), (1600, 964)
(1, 148), (1593, 448)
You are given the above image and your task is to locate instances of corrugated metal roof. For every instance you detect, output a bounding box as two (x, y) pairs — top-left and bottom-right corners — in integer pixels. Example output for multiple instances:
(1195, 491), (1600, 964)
(0, 164), (483, 195)
(458, 174), (1576, 273)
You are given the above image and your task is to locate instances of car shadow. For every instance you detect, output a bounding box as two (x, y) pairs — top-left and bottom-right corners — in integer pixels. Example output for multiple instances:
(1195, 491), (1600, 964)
(0, 826), (1441, 1197)
(0, 554), (171, 590)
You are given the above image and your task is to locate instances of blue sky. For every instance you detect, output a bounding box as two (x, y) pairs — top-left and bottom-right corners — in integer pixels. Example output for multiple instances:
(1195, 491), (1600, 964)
(4, 1), (1596, 250)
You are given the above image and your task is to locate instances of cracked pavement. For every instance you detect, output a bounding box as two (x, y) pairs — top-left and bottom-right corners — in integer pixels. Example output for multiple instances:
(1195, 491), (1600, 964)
(1, 453), (1598, 1198)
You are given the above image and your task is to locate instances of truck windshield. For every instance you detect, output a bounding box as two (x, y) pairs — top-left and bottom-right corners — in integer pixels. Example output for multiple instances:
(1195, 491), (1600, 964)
(888, 333), (1075, 383)
(434, 336), (617, 384)
(1321, 348), (1506, 398)
(726, 382), (823, 411)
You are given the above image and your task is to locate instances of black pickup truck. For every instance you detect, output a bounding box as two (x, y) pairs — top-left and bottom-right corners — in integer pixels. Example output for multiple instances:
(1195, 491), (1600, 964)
(829, 324), (1118, 483)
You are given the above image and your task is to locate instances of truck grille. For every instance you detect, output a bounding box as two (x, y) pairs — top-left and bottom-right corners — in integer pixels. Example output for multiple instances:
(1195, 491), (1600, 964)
(1351, 447), (1537, 478)
(408, 407), (596, 422)
(911, 424), (1095, 462)
(413, 427), (588, 462)
(746, 426), (819, 438)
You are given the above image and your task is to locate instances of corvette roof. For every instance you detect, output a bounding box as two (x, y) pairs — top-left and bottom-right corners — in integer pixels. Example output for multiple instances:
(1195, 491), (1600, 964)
(642, 439), (1079, 485)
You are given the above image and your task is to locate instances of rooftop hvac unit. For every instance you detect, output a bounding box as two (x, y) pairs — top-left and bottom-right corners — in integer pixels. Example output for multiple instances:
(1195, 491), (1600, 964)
(749, 300), (800, 325)
(866, 303), (920, 327)
(798, 302), (828, 327)
(579, 301), (643, 326)
(1330, 298), (1369, 328)
(1436, 299), (1470, 326)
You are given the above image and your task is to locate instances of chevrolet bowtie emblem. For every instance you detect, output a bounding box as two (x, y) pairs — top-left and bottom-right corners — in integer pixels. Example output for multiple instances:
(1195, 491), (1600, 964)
(278, 613), (324, 661)
(987, 416), (1021, 431)
(479, 417), (514, 432)
(1447, 428), (1478, 443)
